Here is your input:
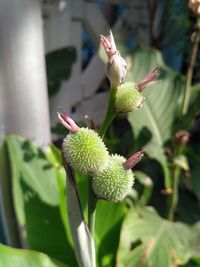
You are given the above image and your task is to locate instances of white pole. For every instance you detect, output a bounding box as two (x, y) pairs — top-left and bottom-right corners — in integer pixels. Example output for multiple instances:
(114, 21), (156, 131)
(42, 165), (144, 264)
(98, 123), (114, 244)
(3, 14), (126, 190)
(0, 0), (51, 147)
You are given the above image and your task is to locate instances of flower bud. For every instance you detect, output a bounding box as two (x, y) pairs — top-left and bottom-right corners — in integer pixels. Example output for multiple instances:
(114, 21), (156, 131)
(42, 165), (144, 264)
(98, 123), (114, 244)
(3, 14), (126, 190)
(189, 0), (200, 15)
(58, 112), (109, 175)
(115, 82), (144, 113)
(92, 155), (134, 202)
(101, 31), (127, 86)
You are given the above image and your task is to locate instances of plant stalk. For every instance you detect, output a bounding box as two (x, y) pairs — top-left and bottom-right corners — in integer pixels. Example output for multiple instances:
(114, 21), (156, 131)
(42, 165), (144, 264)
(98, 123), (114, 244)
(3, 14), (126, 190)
(88, 179), (97, 236)
(168, 166), (180, 221)
(99, 86), (117, 138)
(181, 30), (200, 116)
(168, 25), (200, 220)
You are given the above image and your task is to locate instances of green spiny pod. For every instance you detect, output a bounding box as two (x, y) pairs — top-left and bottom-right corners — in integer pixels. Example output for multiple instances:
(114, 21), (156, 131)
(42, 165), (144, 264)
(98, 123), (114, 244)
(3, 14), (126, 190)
(62, 128), (109, 175)
(92, 154), (135, 202)
(115, 82), (144, 113)
(58, 112), (109, 175)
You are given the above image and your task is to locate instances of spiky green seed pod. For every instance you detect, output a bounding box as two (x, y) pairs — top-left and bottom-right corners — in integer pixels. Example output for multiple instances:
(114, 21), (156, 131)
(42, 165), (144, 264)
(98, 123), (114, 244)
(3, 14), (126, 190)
(92, 155), (134, 202)
(62, 128), (109, 175)
(115, 82), (144, 113)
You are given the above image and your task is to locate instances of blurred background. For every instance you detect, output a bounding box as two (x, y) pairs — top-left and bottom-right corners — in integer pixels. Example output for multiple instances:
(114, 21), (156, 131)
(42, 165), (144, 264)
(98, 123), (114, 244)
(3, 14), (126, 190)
(0, 0), (200, 267)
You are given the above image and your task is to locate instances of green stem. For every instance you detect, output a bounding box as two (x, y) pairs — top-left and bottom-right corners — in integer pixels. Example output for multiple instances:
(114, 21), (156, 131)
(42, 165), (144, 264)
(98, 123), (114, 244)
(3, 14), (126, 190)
(99, 86), (117, 138)
(168, 166), (180, 221)
(167, 145), (184, 220)
(167, 26), (200, 220)
(88, 179), (97, 236)
(181, 31), (200, 116)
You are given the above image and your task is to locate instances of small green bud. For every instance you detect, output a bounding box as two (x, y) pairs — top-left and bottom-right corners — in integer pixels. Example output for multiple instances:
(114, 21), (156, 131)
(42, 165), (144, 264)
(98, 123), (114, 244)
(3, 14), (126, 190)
(92, 155), (134, 202)
(115, 82), (144, 113)
(62, 128), (109, 175)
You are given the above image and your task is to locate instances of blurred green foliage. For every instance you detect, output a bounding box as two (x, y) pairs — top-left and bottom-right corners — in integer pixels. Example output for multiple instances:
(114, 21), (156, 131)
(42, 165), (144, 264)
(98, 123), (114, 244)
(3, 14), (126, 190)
(46, 47), (76, 97)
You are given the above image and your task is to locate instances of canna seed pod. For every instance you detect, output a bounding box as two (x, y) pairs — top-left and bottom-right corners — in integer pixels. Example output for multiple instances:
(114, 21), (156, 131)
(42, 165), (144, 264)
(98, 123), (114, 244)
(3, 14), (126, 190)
(58, 112), (109, 175)
(62, 128), (109, 175)
(115, 82), (144, 113)
(92, 154), (135, 202)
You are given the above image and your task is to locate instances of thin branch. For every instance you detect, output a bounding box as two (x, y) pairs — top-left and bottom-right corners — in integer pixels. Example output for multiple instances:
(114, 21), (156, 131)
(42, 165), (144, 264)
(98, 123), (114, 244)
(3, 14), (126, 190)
(182, 30), (200, 115)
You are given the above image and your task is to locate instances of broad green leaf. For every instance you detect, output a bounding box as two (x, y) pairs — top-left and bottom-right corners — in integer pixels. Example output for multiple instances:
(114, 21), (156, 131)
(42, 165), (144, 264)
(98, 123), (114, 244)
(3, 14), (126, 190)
(5, 135), (77, 266)
(0, 244), (68, 267)
(6, 136), (59, 225)
(95, 200), (127, 267)
(47, 147), (126, 267)
(46, 145), (72, 244)
(4, 135), (127, 267)
(117, 206), (195, 267)
(0, 142), (20, 246)
(127, 47), (184, 188)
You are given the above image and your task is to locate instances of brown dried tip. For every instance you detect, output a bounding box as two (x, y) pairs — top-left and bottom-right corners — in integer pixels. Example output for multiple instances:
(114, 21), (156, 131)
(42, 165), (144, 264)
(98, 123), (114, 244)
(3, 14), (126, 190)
(57, 110), (80, 133)
(161, 188), (173, 195)
(174, 130), (190, 146)
(189, 0), (200, 15)
(123, 150), (144, 170)
(137, 67), (159, 92)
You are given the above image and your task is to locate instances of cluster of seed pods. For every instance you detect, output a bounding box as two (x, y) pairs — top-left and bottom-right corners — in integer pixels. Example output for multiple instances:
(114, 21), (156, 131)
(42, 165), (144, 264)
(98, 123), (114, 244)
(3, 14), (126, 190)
(58, 31), (158, 202)
(58, 112), (143, 202)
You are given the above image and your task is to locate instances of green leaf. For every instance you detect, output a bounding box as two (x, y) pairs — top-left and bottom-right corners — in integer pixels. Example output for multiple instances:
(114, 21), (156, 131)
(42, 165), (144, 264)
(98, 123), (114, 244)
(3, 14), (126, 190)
(75, 173), (127, 267)
(95, 201), (127, 267)
(127, 46), (183, 147)
(127, 47), (184, 188)
(6, 136), (59, 224)
(117, 206), (195, 267)
(4, 135), (127, 267)
(0, 142), (20, 245)
(5, 135), (77, 266)
(0, 244), (69, 267)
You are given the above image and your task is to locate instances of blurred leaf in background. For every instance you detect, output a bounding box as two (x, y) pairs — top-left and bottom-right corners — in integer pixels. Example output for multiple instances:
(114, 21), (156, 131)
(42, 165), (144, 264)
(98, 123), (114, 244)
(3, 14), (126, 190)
(117, 206), (200, 267)
(127, 46), (184, 189)
(4, 136), (77, 266)
(0, 135), (129, 267)
(46, 47), (76, 97)
(0, 244), (68, 267)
